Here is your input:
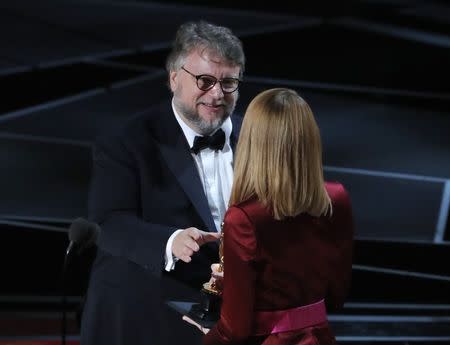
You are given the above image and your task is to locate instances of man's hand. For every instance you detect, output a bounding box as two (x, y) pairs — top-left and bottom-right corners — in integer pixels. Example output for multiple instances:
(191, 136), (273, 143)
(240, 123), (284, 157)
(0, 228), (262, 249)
(172, 227), (220, 263)
(182, 315), (210, 334)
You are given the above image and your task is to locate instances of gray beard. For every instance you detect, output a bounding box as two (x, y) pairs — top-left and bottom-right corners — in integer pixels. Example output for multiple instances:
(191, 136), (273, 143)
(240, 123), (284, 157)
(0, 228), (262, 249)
(174, 100), (233, 135)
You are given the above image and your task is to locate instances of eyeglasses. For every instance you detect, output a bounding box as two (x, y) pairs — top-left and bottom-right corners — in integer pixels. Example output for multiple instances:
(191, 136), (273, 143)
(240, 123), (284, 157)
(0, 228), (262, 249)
(181, 66), (241, 94)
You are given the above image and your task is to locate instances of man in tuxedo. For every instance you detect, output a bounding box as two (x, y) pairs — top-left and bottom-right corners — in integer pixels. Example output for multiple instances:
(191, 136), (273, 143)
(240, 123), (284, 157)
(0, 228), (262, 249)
(80, 20), (245, 345)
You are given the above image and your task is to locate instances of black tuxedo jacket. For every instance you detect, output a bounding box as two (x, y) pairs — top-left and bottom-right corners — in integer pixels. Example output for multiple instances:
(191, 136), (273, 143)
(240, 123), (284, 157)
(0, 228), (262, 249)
(81, 100), (241, 345)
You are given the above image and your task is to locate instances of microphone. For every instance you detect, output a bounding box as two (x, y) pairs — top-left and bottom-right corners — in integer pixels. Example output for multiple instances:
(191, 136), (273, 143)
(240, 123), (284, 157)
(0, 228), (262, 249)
(62, 218), (101, 345)
(66, 217), (101, 257)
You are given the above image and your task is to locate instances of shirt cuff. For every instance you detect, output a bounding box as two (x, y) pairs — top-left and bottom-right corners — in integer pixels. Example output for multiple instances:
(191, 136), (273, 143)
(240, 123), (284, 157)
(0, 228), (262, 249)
(164, 229), (184, 271)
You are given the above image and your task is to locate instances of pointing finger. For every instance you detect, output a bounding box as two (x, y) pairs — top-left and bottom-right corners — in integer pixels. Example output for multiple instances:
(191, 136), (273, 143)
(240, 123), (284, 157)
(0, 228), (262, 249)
(198, 231), (221, 245)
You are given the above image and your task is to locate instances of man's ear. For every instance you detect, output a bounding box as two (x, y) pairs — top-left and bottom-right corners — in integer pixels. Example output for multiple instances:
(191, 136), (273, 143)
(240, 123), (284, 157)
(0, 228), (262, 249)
(169, 70), (177, 92)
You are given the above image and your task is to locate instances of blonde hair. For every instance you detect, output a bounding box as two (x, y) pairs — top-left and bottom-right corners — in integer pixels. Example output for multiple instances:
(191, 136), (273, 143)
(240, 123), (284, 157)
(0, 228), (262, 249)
(230, 88), (331, 220)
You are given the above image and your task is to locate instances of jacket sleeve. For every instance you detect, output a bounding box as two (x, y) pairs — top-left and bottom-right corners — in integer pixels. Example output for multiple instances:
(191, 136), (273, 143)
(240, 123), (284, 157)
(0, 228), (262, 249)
(204, 206), (258, 345)
(88, 135), (173, 277)
(325, 184), (354, 311)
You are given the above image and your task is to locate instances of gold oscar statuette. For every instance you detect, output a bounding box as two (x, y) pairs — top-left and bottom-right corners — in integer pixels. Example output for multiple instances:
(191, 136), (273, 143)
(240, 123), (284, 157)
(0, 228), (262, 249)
(188, 223), (224, 324)
(201, 230), (224, 296)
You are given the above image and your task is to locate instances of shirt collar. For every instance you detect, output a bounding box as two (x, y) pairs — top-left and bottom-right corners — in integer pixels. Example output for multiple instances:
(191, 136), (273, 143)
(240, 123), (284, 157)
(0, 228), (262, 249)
(171, 98), (232, 149)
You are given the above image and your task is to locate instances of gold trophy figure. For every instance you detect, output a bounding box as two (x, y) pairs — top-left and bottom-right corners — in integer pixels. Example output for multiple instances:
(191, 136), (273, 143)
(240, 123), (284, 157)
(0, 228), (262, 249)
(188, 224), (224, 325)
(202, 230), (224, 296)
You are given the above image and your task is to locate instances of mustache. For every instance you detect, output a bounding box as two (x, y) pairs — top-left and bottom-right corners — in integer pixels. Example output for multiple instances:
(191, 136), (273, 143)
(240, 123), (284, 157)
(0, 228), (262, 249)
(197, 101), (226, 106)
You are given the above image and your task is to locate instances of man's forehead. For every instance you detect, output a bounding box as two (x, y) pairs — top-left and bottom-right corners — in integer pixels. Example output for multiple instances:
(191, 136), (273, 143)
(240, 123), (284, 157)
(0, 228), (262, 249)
(188, 48), (228, 66)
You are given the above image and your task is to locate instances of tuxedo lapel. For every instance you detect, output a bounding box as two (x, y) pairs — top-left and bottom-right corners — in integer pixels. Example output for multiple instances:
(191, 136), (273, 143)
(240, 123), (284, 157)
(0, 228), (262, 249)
(150, 103), (216, 232)
(230, 113), (243, 152)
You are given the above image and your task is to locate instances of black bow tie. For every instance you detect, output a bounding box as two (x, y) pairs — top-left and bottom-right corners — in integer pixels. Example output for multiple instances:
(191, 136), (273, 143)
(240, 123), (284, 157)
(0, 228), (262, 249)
(191, 128), (226, 154)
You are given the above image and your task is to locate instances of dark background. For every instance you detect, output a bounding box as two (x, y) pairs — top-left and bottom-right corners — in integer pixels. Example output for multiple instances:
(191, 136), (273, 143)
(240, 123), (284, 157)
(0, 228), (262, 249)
(0, 0), (449, 342)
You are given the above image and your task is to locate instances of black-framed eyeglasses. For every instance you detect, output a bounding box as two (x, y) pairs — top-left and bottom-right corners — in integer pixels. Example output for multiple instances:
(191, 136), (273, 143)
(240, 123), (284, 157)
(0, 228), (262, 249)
(181, 66), (241, 94)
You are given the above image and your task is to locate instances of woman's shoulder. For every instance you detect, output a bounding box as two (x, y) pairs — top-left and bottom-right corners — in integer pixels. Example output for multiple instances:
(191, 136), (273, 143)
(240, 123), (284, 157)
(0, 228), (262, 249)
(325, 181), (353, 222)
(325, 181), (350, 203)
(227, 198), (273, 225)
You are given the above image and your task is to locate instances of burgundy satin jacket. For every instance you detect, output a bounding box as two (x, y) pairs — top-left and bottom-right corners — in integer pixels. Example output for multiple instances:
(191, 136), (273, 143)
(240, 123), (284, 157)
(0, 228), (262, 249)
(204, 182), (354, 345)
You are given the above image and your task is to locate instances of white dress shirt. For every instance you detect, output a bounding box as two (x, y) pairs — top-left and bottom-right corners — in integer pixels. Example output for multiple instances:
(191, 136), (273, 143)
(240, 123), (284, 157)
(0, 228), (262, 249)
(165, 100), (233, 271)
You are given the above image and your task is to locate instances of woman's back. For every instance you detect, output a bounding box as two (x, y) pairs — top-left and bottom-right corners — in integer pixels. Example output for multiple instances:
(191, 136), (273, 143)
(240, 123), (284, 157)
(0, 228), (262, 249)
(235, 181), (353, 312)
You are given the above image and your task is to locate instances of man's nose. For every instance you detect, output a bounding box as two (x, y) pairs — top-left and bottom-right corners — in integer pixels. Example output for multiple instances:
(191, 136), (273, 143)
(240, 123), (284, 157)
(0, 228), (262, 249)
(208, 82), (224, 97)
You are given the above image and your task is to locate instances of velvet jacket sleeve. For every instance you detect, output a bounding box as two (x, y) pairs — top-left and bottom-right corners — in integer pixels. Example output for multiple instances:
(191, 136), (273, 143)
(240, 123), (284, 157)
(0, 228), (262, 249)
(325, 183), (354, 311)
(204, 206), (258, 345)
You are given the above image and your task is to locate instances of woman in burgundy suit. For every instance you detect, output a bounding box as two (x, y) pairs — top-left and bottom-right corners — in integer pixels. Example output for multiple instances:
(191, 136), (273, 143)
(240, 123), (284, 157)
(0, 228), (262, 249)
(185, 88), (354, 344)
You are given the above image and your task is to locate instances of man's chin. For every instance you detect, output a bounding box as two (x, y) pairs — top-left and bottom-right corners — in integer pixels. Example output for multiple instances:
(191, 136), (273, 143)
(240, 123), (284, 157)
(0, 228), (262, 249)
(197, 121), (223, 135)
(197, 114), (228, 133)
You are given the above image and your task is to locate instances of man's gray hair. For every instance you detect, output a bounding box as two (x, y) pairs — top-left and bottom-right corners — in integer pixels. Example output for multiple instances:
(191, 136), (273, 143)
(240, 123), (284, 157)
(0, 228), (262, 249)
(166, 20), (245, 77)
